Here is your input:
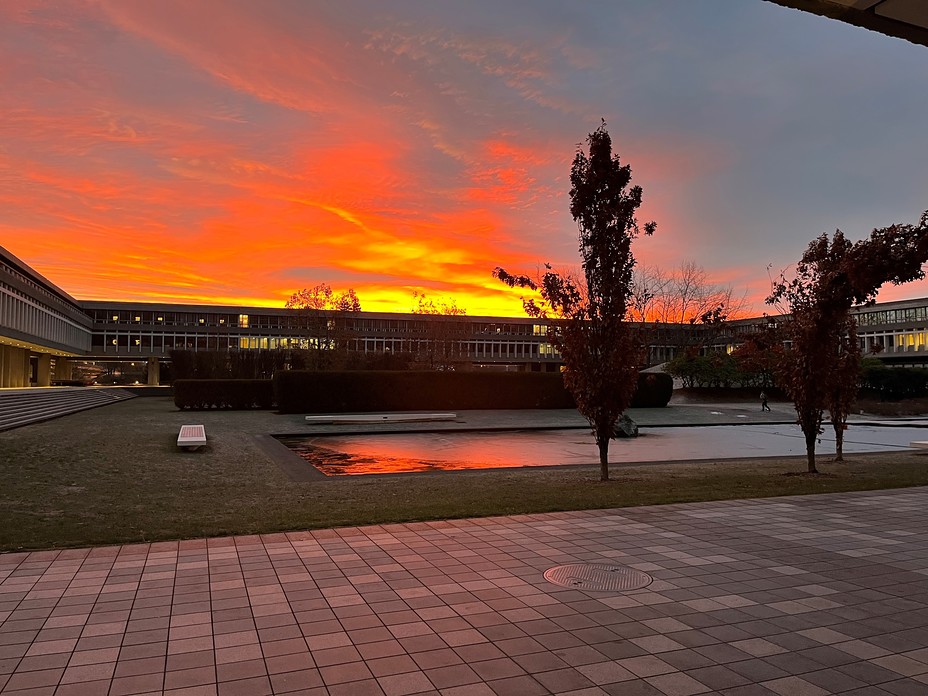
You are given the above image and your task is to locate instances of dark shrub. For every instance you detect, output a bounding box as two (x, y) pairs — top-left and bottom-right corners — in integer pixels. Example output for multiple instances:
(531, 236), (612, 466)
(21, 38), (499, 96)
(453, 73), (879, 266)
(275, 370), (672, 413)
(275, 371), (573, 413)
(169, 349), (196, 380)
(630, 372), (673, 408)
(861, 365), (928, 401)
(174, 379), (275, 410)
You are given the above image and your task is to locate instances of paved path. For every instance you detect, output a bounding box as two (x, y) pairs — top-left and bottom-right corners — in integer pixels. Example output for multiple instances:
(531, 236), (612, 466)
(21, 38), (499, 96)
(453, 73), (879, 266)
(289, 401), (922, 437)
(3, 487), (928, 695)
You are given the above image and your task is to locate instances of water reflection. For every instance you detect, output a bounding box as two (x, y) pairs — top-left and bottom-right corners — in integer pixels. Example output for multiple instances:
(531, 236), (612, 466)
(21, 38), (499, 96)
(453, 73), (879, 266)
(279, 424), (924, 476)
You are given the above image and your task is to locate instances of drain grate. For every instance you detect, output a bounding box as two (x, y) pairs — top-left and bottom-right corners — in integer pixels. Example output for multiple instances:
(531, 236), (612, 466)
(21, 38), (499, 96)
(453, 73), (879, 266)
(543, 563), (652, 591)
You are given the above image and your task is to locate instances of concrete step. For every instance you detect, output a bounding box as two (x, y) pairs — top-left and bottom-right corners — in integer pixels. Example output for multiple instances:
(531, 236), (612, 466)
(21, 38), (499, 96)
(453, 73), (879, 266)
(0, 394), (131, 417)
(0, 388), (137, 432)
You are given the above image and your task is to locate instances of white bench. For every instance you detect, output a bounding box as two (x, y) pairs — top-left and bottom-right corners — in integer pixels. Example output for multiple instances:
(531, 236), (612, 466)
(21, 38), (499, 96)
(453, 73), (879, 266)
(178, 424), (207, 450)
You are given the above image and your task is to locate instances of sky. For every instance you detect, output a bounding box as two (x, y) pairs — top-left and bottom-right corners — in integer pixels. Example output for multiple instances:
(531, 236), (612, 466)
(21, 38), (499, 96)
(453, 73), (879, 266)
(2, 1), (927, 317)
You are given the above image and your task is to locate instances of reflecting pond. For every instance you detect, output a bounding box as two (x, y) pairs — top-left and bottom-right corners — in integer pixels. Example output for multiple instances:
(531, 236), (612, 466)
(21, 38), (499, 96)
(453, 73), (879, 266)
(279, 423), (926, 476)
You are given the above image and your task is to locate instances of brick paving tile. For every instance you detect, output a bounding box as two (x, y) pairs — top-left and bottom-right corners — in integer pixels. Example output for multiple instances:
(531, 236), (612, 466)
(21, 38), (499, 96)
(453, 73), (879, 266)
(327, 678), (387, 695)
(2, 667), (62, 691)
(265, 651), (314, 675)
(108, 671), (164, 695)
(532, 666), (596, 692)
(716, 686), (780, 695)
(13, 655), (68, 674)
(454, 644), (507, 663)
(216, 675), (272, 696)
(163, 665), (217, 690)
(54, 679), (111, 695)
(319, 660), (374, 686)
(617, 656), (677, 679)
(645, 671), (712, 695)
(268, 667), (324, 692)
(573, 660), (636, 685)
(358, 640), (406, 660)
(377, 671), (435, 695)
(6, 489), (928, 695)
(113, 654), (166, 678)
(760, 675), (831, 696)
(424, 664), (482, 689)
(437, 683), (496, 696)
(215, 657), (267, 682)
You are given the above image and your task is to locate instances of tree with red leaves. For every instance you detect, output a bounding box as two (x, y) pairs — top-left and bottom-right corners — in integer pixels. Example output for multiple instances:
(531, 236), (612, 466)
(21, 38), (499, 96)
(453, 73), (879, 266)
(285, 284), (362, 370)
(768, 212), (928, 473)
(495, 123), (655, 481)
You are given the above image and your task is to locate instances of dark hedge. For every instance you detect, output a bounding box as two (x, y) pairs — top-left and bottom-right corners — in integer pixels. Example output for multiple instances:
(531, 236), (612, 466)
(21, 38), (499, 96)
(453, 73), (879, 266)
(630, 372), (673, 408)
(173, 379), (275, 410)
(861, 365), (928, 401)
(275, 370), (672, 413)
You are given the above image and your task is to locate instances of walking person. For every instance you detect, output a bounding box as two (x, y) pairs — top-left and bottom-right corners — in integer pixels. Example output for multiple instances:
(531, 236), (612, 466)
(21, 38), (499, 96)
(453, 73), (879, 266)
(760, 390), (771, 412)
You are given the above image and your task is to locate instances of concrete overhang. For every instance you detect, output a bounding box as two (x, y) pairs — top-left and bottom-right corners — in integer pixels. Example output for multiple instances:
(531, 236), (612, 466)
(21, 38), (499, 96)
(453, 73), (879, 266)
(0, 333), (83, 357)
(766, 0), (928, 48)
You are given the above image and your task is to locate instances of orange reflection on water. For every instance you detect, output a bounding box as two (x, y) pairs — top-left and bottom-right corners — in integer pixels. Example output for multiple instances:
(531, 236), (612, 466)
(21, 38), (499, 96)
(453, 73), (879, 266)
(284, 430), (602, 475)
(280, 424), (923, 476)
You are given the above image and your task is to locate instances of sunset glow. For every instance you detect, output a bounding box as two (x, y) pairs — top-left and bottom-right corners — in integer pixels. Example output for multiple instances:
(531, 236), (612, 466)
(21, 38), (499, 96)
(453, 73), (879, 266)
(3, 1), (927, 316)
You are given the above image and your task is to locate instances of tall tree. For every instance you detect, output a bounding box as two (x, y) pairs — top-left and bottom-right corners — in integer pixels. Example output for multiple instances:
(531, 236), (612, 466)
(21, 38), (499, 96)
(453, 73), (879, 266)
(828, 318), (860, 461)
(495, 123), (655, 481)
(768, 212), (928, 473)
(285, 284), (362, 370)
(410, 291), (468, 370)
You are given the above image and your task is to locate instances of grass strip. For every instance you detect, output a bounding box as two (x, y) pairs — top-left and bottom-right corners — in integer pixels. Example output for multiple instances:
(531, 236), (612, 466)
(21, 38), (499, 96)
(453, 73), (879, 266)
(1, 398), (926, 551)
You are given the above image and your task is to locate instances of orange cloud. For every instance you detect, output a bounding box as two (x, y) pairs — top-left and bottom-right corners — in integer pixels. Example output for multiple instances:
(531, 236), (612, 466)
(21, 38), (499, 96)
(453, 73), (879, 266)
(3, 1), (801, 321)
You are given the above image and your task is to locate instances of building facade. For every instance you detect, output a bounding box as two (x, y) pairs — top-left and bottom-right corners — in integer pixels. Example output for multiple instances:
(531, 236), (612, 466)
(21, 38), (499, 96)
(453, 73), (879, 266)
(0, 246), (92, 387)
(4, 243), (928, 387)
(78, 301), (562, 378)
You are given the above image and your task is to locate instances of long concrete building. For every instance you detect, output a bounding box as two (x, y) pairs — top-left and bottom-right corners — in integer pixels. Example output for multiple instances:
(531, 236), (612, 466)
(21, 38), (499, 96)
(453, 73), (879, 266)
(2, 243), (928, 387)
(0, 246), (92, 387)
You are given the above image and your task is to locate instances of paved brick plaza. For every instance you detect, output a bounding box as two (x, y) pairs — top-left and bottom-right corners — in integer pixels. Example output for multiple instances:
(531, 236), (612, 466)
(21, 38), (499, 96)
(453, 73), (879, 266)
(2, 488), (928, 695)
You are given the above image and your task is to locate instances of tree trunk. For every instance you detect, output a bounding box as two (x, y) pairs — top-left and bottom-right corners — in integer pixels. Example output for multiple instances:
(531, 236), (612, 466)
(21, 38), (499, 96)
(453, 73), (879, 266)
(834, 419), (844, 462)
(598, 437), (610, 481)
(805, 430), (818, 474)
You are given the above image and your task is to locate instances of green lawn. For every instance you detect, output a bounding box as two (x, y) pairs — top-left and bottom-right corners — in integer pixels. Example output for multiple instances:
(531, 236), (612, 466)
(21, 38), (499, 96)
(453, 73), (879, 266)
(1, 397), (926, 551)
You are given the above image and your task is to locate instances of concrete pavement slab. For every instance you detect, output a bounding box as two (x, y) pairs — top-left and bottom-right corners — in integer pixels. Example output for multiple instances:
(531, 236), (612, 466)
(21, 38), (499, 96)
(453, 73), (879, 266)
(4, 487), (928, 694)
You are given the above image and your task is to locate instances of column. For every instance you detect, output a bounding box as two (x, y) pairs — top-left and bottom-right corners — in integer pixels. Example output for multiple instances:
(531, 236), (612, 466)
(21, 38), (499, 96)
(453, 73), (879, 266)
(0, 346), (8, 388)
(1, 347), (29, 388)
(54, 358), (73, 381)
(146, 356), (161, 385)
(18, 349), (31, 387)
(36, 354), (52, 387)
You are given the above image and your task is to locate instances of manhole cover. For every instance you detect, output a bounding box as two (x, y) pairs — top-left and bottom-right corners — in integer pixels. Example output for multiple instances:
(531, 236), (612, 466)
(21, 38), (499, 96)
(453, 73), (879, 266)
(543, 563), (652, 591)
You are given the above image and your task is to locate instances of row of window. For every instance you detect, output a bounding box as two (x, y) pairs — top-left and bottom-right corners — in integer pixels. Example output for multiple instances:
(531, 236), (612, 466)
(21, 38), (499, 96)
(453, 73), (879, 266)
(856, 306), (928, 326)
(0, 259), (84, 321)
(90, 331), (560, 359)
(89, 309), (551, 337)
(859, 330), (928, 351)
(0, 283), (92, 351)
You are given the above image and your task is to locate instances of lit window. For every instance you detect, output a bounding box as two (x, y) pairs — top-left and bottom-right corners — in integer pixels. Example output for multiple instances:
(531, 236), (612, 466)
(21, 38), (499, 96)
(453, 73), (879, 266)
(157, 316), (163, 321)
(111, 339), (117, 345)
(219, 318), (225, 325)
(199, 318), (205, 324)
(112, 315), (118, 321)
(239, 314), (249, 328)
(134, 316), (141, 322)
(135, 339), (141, 345)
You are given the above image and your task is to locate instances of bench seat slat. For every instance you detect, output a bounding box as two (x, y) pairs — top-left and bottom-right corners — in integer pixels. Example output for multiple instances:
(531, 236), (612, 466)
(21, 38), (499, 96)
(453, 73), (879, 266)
(178, 424), (207, 449)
